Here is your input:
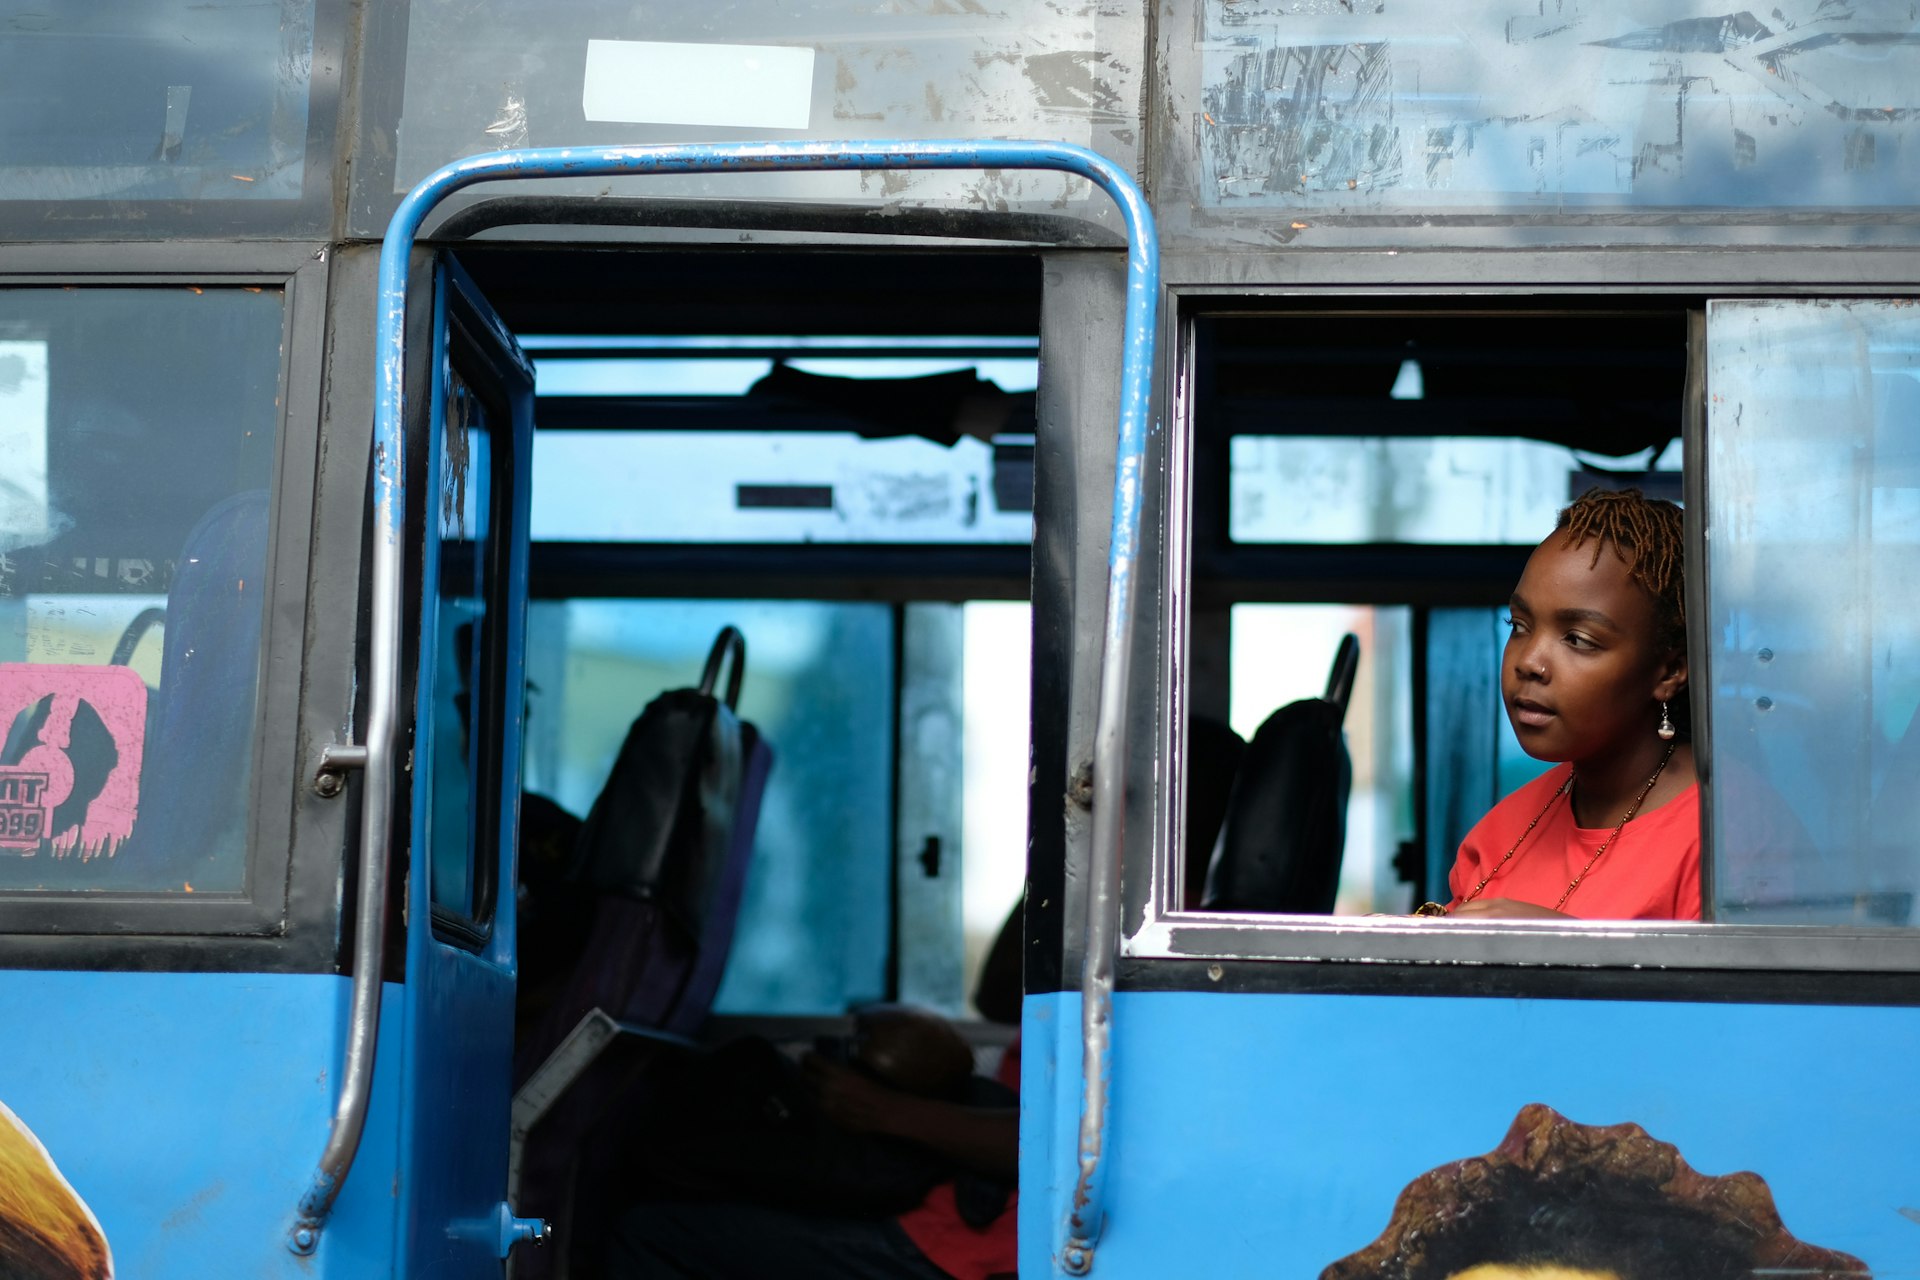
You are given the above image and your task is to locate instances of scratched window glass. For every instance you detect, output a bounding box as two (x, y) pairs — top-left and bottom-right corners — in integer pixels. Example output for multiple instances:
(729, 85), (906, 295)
(0, 0), (315, 201)
(1705, 300), (1920, 928)
(1230, 436), (1682, 544)
(1170, 0), (1920, 234)
(354, 0), (1142, 234)
(0, 288), (282, 894)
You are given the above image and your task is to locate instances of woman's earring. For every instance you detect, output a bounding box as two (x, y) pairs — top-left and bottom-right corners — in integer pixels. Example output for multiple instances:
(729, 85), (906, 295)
(1657, 701), (1676, 741)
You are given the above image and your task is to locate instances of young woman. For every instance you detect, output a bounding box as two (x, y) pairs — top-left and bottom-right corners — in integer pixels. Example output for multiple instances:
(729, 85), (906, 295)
(1418, 488), (1699, 921)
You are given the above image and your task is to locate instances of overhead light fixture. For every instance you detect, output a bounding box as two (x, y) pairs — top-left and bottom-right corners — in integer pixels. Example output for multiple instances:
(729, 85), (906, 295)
(1390, 357), (1424, 401)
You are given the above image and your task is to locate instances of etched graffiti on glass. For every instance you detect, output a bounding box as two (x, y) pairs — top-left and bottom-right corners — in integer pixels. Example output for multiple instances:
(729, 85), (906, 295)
(1189, 1), (1920, 213)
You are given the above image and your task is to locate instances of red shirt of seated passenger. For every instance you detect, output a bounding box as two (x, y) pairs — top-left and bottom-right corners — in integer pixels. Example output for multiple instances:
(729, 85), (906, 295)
(894, 1036), (1020, 1280)
(1448, 763), (1701, 921)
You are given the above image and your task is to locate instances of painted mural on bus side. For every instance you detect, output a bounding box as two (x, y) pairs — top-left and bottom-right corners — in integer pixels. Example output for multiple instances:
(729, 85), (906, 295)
(0, 1099), (114, 1280)
(1322, 1103), (1866, 1279)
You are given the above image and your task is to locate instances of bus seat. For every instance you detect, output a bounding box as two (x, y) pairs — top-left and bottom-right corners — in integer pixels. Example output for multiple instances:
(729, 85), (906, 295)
(511, 627), (772, 1276)
(515, 626), (772, 1083)
(1202, 633), (1357, 914)
(135, 489), (270, 884)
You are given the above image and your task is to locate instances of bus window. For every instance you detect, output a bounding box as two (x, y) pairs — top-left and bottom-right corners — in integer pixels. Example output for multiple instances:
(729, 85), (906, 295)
(0, 287), (281, 895)
(0, 1), (318, 204)
(525, 598), (897, 1014)
(426, 365), (510, 936)
(527, 337), (1037, 546)
(1160, 0), (1920, 247)
(959, 600), (1031, 1016)
(1231, 436), (1683, 545)
(1181, 309), (1690, 921)
(1706, 300), (1920, 927)
(1226, 604), (1415, 914)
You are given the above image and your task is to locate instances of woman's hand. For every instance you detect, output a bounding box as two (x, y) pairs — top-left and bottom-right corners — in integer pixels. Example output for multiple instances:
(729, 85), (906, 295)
(1445, 898), (1571, 919)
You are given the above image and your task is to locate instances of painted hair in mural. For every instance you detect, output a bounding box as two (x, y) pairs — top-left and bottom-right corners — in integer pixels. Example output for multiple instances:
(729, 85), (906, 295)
(1323, 1103), (1866, 1280)
(0, 1102), (113, 1280)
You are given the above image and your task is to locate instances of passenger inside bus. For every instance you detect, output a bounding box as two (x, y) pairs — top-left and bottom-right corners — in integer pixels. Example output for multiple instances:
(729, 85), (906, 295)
(574, 714), (1253, 1280)
(1418, 488), (1700, 922)
(1179, 310), (1724, 924)
(601, 999), (1019, 1280)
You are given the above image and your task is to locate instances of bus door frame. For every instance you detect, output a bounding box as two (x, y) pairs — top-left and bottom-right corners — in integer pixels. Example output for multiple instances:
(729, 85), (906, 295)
(295, 139), (1160, 1275)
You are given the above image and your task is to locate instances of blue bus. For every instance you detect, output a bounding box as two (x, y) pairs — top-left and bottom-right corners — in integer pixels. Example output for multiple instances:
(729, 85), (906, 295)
(1, 2), (1917, 1277)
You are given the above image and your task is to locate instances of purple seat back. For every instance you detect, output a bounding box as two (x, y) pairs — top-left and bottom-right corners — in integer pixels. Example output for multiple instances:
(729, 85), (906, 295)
(664, 725), (773, 1036)
(514, 628), (771, 1082)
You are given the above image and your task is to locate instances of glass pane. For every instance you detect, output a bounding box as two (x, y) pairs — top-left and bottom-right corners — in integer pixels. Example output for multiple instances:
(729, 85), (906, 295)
(1706, 299), (1920, 927)
(1230, 436), (1681, 544)
(0, 1), (315, 201)
(523, 599), (894, 1013)
(1167, 0), (1920, 237)
(529, 340), (1038, 545)
(427, 372), (495, 922)
(1226, 605), (1414, 914)
(374, 0), (1141, 219)
(0, 287), (282, 893)
(530, 341), (1040, 399)
(960, 601), (1030, 1016)
(532, 431), (1032, 545)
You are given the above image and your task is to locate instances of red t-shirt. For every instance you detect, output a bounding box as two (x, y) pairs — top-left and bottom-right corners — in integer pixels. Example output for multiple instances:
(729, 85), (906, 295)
(1448, 764), (1702, 920)
(894, 1037), (1020, 1280)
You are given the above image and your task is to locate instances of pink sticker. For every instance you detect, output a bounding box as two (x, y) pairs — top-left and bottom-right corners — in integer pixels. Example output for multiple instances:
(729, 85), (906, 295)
(0, 663), (147, 859)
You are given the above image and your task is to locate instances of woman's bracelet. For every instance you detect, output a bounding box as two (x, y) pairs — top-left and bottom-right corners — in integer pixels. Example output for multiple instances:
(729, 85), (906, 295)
(1412, 901), (1450, 917)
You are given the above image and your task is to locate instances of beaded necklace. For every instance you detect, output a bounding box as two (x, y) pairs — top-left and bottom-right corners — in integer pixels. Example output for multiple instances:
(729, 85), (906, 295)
(1417, 741), (1675, 916)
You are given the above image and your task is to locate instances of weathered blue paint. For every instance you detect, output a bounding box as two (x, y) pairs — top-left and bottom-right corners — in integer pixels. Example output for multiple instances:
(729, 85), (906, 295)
(0, 971), (403, 1277)
(321, 137), (1163, 1265)
(1022, 989), (1920, 1278)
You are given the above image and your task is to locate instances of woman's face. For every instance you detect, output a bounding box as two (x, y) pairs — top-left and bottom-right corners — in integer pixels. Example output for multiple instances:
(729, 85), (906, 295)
(1502, 534), (1684, 765)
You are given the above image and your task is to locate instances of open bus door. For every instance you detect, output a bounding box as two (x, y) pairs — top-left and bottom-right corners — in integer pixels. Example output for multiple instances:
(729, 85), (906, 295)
(289, 139), (1157, 1276)
(395, 257), (540, 1271)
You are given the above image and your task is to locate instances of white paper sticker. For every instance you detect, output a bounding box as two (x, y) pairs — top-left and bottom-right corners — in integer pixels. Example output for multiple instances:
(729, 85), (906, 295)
(582, 39), (815, 130)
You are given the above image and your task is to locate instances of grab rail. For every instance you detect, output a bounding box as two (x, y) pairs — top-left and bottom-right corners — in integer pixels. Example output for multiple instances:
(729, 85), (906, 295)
(289, 140), (1158, 1272)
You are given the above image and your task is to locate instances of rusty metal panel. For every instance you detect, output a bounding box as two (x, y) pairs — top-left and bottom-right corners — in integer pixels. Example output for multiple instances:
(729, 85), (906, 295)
(1159, 0), (1920, 248)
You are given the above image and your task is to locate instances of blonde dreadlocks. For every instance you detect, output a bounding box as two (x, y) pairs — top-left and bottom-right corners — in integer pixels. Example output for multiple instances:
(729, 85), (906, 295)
(1555, 487), (1686, 653)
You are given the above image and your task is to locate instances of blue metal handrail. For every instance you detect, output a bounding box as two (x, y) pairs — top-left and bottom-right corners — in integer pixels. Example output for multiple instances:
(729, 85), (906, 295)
(293, 140), (1159, 1272)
